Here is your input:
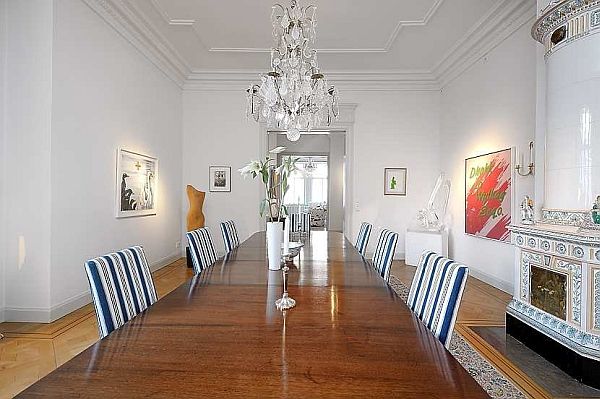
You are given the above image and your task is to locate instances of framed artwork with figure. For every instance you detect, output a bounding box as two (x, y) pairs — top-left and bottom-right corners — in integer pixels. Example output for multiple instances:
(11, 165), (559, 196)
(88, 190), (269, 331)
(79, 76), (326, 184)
(209, 166), (231, 192)
(384, 168), (407, 196)
(465, 148), (512, 242)
(116, 149), (158, 218)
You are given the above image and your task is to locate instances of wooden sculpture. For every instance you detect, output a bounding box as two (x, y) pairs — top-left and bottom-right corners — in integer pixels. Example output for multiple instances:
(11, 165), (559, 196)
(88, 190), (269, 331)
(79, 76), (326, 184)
(186, 185), (205, 231)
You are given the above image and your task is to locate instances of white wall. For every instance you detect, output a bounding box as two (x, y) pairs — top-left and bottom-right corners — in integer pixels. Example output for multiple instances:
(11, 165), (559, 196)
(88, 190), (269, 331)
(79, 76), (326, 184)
(182, 91), (262, 255)
(183, 90), (441, 259)
(3, 0), (54, 321)
(344, 91), (441, 258)
(439, 23), (536, 292)
(0, 0), (7, 322)
(47, 0), (183, 317)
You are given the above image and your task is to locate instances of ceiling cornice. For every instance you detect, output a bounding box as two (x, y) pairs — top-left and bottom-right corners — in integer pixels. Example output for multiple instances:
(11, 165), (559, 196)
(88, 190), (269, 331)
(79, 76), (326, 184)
(184, 70), (441, 92)
(81, 0), (190, 87)
(149, 0), (446, 54)
(82, 0), (536, 92)
(434, 0), (536, 88)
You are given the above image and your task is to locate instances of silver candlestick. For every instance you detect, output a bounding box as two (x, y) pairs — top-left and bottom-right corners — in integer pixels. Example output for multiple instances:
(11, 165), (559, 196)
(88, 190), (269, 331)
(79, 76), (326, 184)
(275, 264), (296, 310)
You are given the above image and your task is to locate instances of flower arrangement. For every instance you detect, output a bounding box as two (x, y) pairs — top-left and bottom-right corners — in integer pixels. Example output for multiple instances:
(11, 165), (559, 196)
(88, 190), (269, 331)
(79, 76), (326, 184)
(239, 148), (298, 222)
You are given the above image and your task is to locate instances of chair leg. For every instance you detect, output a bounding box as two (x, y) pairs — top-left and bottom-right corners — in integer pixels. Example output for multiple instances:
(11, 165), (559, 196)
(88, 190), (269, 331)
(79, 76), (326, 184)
(186, 247), (193, 268)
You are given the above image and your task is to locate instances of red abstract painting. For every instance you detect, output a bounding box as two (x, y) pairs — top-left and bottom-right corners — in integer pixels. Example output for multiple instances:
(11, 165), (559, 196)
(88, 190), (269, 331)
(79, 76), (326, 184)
(465, 148), (512, 242)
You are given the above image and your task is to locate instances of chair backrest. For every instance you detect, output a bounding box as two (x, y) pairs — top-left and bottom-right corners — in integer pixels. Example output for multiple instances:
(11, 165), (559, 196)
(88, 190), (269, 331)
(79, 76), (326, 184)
(355, 222), (372, 257)
(85, 246), (158, 339)
(186, 227), (218, 274)
(371, 229), (398, 282)
(290, 212), (311, 234)
(220, 220), (239, 253)
(407, 251), (469, 348)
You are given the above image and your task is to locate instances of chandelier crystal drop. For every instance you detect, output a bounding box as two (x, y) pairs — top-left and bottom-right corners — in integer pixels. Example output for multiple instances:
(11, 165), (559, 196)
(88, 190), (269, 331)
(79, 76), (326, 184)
(245, 0), (339, 142)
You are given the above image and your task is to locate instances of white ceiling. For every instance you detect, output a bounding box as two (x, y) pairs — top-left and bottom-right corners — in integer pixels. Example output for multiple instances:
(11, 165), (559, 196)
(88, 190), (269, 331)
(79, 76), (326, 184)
(133, 0), (497, 71)
(86, 0), (536, 88)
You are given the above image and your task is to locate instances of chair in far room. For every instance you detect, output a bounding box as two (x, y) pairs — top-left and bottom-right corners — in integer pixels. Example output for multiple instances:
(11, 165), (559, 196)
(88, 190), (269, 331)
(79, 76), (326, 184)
(84, 246), (158, 339)
(290, 212), (311, 238)
(407, 251), (469, 349)
(355, 222), (372, 257)
(371, 229), (399, 283)
(220, 220), (240, 253)
(186, 227), (218, 274)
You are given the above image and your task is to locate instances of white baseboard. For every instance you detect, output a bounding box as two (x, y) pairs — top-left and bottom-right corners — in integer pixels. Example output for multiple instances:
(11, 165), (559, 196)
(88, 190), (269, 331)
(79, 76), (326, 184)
(469, 268), (513, 294)
(393, 259), (513, 295)
(4, 307), (52, 323)
(4, 250), (183, 323)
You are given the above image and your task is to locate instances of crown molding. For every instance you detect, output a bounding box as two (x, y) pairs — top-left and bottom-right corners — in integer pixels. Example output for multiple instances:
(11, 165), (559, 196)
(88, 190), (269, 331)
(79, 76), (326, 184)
(150, 0), (445, 54)
(82, 0), (536, 92)
(184, 70), (441, 92)
(434, 0), (536, 88)
(81, 0), (190, 87)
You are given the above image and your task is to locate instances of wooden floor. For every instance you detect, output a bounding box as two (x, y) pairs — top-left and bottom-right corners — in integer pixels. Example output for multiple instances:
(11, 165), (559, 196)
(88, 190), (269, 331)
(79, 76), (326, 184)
(0, 258), (538, 398)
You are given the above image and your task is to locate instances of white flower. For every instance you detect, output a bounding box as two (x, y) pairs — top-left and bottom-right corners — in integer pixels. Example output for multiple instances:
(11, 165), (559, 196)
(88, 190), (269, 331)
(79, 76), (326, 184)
(239, 160), (261, 178)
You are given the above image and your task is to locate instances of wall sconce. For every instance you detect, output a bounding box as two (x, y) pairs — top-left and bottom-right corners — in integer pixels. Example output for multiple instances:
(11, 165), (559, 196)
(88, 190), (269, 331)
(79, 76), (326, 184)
(516, 141), (535, 177)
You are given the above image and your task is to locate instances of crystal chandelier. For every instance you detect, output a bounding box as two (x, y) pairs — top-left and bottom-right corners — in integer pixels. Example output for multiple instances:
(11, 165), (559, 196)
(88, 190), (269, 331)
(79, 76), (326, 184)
(245, 0), (339, 142)
(303, 157), (317, 175)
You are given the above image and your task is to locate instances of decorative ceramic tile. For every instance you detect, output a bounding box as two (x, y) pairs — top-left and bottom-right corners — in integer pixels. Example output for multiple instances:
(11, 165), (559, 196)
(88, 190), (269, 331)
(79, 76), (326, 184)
(592, 10), (600, 27)
(555, 258), (583, 324)
(508, 300), (600, 361)
(542, 209), (592, 227)
(594, 269), (600, 330)
(532, 1), (600, 55)
(541, 240), (551, 251)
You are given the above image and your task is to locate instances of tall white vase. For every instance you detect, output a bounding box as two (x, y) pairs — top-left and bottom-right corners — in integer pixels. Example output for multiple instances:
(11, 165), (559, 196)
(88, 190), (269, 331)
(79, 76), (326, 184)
(266, 221), (283, 270)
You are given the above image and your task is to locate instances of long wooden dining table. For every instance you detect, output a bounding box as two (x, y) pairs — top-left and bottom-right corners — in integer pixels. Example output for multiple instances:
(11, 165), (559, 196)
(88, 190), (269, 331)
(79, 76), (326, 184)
(19, 231), (488, 398)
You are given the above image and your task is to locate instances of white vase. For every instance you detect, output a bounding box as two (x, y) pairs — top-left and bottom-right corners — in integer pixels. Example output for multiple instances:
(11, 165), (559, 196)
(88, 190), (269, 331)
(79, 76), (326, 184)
(266, 221), (283, 270)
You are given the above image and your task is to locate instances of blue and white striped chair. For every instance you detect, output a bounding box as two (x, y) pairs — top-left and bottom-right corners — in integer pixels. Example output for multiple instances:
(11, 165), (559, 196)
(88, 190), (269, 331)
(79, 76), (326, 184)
(186, 227), (218, 274)
(220, 220), (239, 253)
(355, 222), (372, 257)
(290, 212), (311, 236)
(371, 229), (399, 283)
(84, 246), (158, 339)
(407, 251), (469, 349)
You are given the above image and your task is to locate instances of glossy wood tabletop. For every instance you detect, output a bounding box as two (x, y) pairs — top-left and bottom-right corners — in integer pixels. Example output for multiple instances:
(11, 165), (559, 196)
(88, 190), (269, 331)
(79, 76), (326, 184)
(18, 232), (488, 398)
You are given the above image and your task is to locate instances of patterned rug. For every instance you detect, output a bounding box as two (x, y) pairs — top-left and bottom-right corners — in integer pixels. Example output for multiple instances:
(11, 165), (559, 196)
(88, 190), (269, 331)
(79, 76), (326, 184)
(388, 275), (526, 399)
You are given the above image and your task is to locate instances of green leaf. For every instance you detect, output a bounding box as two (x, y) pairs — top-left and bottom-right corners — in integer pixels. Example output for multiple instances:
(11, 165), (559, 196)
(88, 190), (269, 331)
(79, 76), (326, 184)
(259, 199), (268, 217)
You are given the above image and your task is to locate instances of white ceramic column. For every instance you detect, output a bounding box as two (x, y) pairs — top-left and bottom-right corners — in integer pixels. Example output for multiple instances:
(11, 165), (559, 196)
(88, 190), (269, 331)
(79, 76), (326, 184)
(534, 1), (600, 210)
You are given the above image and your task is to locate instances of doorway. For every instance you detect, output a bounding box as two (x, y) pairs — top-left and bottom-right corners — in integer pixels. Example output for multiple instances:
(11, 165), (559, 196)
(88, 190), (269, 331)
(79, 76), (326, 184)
(268, 131), (345, 232)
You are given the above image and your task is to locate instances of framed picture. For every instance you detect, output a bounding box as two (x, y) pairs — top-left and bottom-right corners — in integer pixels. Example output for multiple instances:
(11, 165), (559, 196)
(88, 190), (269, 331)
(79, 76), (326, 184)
(209, 166), (231, 192)
(116, 149), (158, 218)
(384, 168), (407, 196)
(465, 148), (512, 242)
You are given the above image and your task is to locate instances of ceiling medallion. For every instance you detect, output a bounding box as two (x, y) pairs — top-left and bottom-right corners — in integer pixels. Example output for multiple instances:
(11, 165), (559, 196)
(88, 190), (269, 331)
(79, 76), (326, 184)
(245, 0), (339, 142)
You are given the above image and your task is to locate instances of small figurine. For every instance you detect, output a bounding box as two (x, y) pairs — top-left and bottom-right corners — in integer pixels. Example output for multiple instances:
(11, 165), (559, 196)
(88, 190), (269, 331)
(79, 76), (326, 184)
(591, 195), (600, 224)
(521, 195), (534, 225)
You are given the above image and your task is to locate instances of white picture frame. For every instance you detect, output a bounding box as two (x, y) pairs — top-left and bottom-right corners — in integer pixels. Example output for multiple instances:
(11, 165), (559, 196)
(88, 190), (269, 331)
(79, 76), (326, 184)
(209, 166), (231, 192)
(384, 168), (407, 196)
(115, 149), (158, 218)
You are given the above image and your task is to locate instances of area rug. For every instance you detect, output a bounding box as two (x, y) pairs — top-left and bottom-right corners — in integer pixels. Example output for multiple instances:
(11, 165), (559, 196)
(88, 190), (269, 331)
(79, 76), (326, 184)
(388, 275), (526, 399)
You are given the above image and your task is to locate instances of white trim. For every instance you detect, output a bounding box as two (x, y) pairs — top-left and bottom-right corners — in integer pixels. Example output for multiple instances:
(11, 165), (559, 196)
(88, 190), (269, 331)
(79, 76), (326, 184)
(80, 0), (189, 87)
(81, 0), (536, 92)
(150, 0), (446, 54)
(469, 268), (514, 294)
(3, 251), (182, 323)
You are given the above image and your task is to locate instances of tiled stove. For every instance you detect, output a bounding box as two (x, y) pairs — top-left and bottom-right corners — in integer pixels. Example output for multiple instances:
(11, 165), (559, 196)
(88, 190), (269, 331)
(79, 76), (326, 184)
(506, 0), (600, 388)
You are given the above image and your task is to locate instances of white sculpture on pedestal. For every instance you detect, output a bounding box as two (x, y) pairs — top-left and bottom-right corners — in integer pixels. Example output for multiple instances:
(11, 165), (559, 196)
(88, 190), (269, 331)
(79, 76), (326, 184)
(417, 173), (451, 232)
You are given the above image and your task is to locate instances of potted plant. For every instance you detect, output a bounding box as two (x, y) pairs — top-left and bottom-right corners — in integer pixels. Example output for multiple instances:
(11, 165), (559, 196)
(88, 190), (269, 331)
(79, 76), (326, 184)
(240, 150), (297, 270)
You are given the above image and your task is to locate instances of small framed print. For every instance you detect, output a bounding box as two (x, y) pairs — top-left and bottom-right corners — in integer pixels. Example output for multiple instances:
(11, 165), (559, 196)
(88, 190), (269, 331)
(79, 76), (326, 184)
(384, 168), (407, 196)
(209, 166), (231, 192)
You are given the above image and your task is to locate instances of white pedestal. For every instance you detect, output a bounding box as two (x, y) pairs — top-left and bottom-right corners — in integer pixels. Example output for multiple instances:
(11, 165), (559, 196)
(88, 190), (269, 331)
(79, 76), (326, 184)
(405, 228), (448, 267)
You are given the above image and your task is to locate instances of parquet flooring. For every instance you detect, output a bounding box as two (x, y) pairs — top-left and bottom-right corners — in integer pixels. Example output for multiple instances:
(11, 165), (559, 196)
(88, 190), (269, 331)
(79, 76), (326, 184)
(0, 258), (530, 398)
